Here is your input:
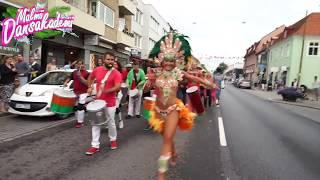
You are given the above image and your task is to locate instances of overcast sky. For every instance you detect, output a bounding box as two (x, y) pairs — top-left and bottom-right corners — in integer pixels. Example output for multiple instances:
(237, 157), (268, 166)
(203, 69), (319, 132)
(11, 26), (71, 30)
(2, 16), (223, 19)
(143, 0), (319, 70)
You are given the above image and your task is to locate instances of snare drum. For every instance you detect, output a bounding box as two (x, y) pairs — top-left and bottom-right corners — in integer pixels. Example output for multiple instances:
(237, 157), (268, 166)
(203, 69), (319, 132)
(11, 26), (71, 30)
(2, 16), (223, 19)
(186, 86), (205, 114)
(50, 89), (77, 114)
(86, 100), (108, 126)
(143, 97), (156, 120)
(129, 89), (139, 99)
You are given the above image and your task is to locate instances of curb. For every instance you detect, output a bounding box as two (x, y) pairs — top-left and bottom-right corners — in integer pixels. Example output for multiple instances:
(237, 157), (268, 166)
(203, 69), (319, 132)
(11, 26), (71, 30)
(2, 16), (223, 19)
(242, 89), (320, 110)
(0, 113), (13, 118)
(0, 117), (75, 144)
(270, 100), (320, 110)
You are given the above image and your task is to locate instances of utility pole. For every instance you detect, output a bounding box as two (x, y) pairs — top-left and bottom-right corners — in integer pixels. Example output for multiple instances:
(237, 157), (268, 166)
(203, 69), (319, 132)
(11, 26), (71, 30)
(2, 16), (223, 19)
(297, 10), (308, 87)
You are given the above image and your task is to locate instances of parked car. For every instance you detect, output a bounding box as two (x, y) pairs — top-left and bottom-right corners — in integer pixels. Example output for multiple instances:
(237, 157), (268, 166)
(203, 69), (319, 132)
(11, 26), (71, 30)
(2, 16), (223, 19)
(238, 80), (251, 89)
(8, 70), (95, 118)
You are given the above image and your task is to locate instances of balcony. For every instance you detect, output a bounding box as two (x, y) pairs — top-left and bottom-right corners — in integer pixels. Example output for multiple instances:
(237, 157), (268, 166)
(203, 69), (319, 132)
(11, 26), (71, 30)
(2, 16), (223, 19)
(117, 30), (134, 47)
(118, 0), (135, 15)
(48, 0), (105, 36)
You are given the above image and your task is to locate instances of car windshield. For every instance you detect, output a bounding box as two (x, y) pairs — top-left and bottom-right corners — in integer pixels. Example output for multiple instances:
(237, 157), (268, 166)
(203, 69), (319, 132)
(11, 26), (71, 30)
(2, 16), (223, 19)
(29, 72), (71, 85)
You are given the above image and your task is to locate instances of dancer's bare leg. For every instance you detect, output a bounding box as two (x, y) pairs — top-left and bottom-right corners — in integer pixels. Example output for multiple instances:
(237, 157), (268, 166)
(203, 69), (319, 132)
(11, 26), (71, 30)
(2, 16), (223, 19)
(157, 110), (179, 180)
(170, 142), (177, 166)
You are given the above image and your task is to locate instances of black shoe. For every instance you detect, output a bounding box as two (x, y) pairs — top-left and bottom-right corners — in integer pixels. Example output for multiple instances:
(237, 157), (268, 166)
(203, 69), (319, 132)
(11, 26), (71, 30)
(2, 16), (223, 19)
(144, 125), (152, 131)
(136, 115), (141, 118)
(126, 115), (133, 119)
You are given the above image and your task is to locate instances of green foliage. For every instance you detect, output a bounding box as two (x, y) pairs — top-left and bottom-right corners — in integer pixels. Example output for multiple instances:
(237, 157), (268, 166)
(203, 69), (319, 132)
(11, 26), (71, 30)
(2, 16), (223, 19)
(34, 30), (63, 39)
(48, 6), (71, 17)
(2, 7), (18, 19)
(215, 62), (228, 74)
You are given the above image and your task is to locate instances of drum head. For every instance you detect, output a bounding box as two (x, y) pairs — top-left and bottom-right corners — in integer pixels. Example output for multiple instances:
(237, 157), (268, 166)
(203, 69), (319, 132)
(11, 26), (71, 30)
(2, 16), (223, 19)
(129, 89), (138, 97)
(186, 86), (199, 93)
(54, 89), (76, 98)
(87, 100), (106, 111)
(144, 97), (156, 101)
(121, 83), (128, 88)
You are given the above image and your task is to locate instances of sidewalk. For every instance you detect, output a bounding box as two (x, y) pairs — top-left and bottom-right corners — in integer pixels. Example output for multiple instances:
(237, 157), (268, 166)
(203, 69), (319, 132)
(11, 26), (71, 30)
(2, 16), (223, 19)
(0, 115), (75, 143)
(243, 88), (320, 110)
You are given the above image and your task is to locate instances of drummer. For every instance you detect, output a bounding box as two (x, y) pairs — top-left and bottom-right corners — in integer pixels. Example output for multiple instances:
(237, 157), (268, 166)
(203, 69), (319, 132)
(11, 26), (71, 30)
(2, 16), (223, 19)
(114, 60), (124, 129)
(86, 52), (122, 155)
(126, 58), (146, 119)
(64, 59), (90, 128)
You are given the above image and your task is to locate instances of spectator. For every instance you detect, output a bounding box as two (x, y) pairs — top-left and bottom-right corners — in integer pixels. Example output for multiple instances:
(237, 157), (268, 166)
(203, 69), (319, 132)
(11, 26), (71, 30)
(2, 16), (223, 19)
(15, 54), (30, 87)
(291, 78), (298, 88)
(29, 56), (41, 81)
(46, 58), (58, 72)
(122, 63), (131, 81)
(96, 58), (104, 67)
(312, 76), (320, 101)
(0, 56), (17, 112)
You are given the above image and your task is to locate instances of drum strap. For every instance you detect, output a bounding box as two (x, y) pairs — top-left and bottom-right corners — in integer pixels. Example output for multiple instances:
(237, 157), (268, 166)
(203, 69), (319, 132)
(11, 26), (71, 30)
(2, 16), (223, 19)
(97, 68), (113, 97)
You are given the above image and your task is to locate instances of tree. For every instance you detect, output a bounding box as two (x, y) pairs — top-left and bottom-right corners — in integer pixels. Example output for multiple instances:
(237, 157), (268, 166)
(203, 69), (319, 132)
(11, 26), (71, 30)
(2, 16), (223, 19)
(214, 62), (228, 74)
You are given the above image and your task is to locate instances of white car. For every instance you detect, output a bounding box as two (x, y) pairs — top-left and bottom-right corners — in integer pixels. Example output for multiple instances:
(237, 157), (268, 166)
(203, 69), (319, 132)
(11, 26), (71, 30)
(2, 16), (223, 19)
(9, 69), (94, 118)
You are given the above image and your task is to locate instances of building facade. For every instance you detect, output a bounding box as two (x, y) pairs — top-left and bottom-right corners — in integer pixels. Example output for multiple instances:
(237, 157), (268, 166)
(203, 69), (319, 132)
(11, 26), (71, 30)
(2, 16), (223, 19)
(131, 0), (170, 59)
(268, 13), (320, 88)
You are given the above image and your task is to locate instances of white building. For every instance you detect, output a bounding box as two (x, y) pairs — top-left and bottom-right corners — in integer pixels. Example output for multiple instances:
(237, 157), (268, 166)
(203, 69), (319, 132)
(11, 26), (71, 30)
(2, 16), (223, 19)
(132, 0), (170, 59)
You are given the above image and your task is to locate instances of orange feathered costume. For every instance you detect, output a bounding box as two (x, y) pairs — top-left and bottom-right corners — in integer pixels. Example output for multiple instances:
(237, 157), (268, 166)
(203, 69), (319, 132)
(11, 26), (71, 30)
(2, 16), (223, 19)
(148, 99), (196, 133)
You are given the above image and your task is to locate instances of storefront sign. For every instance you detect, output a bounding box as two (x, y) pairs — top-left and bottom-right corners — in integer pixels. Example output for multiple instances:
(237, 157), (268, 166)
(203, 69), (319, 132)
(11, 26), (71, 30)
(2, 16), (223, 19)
(0, 45), (20, 53)
(1, 7), (75, 46)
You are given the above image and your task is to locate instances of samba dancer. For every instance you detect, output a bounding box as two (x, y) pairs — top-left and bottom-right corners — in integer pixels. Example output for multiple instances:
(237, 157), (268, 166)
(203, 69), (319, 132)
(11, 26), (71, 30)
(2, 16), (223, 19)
(126, 59), (146, 118)
(146, 33), (216, 180)
(64, 60), (90, 128)
(86, 52), (122, 155)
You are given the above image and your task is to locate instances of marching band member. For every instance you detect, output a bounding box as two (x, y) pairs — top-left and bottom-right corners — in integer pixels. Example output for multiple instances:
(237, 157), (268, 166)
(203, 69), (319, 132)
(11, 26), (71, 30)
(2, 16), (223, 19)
(86, 52), (122, 155)
(114, 60), (124, 129)
(146, 33), (216, 180)
(64, 60), (90, 128)
(126, 59), (146, 119)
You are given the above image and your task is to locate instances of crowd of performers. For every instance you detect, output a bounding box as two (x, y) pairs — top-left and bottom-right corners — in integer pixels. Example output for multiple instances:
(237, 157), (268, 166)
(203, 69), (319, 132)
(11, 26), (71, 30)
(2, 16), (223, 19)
(63, 32), (220, 180)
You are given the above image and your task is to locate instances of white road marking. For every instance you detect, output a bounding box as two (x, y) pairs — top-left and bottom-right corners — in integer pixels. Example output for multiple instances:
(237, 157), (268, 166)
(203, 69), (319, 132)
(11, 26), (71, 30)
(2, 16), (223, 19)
(218, 117), (227, 146)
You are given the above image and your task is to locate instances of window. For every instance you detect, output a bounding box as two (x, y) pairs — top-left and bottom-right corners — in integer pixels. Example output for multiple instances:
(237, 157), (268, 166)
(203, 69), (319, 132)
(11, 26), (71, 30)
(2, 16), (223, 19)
(308, 42), (319, 56)
(135, 8), (143, 25)
(97, 2), (114, 28)
(149, 38), (156, 50)
(134, 33), (142, 48)
(89, 0), (97, 17)
(286, 43), (290, 57)
(150, 16), (159, 33)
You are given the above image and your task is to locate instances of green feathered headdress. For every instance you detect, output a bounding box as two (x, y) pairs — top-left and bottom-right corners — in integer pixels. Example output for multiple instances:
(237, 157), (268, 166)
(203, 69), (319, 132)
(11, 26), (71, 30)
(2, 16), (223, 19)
(148, 32), (192, 64)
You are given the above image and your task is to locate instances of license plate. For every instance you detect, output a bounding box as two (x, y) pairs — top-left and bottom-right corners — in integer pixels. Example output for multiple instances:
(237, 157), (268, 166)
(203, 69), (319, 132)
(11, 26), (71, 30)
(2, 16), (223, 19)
(15, 103), (31, 109)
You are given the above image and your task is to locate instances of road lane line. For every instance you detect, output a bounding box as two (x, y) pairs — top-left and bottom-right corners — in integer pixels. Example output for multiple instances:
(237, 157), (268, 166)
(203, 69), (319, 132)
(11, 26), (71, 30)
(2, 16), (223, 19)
(218, 117), (227, 146)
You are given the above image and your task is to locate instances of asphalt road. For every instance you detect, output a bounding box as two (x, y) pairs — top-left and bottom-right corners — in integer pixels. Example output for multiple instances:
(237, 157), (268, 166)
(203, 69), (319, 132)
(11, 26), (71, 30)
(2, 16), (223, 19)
(1, 85), (320, 180)
(221, 86), (320, 180)
(0, 105), (223, 180)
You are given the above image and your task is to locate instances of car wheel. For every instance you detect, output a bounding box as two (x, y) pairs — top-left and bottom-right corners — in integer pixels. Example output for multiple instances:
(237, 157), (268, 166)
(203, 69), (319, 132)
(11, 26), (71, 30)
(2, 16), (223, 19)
(56, 114), (70, 120)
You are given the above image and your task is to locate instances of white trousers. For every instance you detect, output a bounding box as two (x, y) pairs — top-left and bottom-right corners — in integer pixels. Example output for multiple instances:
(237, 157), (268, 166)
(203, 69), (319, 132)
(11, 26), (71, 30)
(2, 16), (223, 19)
(128, 90), (142, 116)
(91, 106), (117, 148)
(76, 93), (90, 123)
